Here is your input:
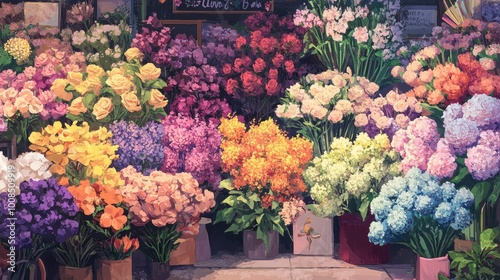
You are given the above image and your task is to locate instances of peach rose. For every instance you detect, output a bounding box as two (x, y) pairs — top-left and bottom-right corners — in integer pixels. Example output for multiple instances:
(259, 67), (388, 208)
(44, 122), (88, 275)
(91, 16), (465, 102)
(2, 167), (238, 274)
(124, 47), (144, 62)
(419, 70), (434, 83)
(395, 114), (410, 128)
(28, 97), (43, 115)
(365, 82), (379, 95)
(121, 92), (142, 112)
(86, 64), (106, 77)
(310, 106), (328, 119)
(402, 71), (418, 86)
(393, 99), (409, 113)
(427, 90), (445, 105)
(253, 58), (266, 73)
(391, 66), (404, 77)
(92, 97), (113, 120)
(374, 115), (391, 129)
(148, 89), (168, 109)
(85, 76), (103, 95)
(407, 61), (423, 72)
(67, 72), (83, 87)
(51, 79), (73, 101)
(347, 85), (365, 101)
(354, 113), (369, 127)
(332, 74), (347, 87)
(328, 110), (343, 123)
(3, 101), (16, 118)
(106, 74), (134, 95)
(275, 104), (302, 119)
(136, 63), (161, 82)
(479, 57), (496, 71)
(334, 100), (353, 114)
(67, 97), (88, 115)
(300, 98), (321, 114)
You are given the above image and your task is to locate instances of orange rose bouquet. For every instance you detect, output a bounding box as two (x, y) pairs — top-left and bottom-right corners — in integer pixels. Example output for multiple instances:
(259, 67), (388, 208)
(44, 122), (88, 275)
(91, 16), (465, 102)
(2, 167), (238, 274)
(120, 166), (215, 264)
(56, 50), (168, 127)
(214, 117), (313, 248)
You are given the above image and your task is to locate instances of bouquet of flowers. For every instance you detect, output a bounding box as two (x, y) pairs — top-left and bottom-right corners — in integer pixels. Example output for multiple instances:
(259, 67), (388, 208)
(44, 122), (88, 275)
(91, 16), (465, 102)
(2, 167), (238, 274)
(110, 120), (165, 173)
(276, 70), (378, 156)
(1, 36), (33, 73)
(70, 21), (131, 70)
(368, 168), (474, 259)
(161, 115), (222, 190)
(120, 166), (215, 263)
(0, 3), (23, 27)
(294, 0), (402, 86)
(215, 117), (313, 247)
(65, 0), (95, 32)
(223, 13), (307, 122)
(58, 60), (168, 127)
(0, 179), (79, 280)
(392, 95), (500, 239)
(353, 90), (423, 140)
(303, 133), (401, 219)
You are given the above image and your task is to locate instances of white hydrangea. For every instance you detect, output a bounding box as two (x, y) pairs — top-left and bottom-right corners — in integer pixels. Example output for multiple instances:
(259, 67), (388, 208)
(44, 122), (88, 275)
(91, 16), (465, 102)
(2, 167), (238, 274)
(14, 152), (52, 186)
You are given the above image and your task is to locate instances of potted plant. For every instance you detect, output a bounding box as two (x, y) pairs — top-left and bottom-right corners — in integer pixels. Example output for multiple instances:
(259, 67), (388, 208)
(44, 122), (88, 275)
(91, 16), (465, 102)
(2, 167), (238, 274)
(215, 117), (313, 259)
(448, 228), (500, 280)
(120, 166), (215, 279)
(302, 132), (401, 264)
(368, 168), (475, 280)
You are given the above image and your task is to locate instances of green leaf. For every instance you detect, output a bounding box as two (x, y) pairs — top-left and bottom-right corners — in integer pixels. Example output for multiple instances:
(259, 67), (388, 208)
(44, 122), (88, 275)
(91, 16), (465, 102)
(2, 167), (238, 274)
(480, 228), (500, 252)
(225, 223), (241, 233)
(221, 196), (236, 207)
(141, 90), (151, 104)
(451, 167), (469, 184)
(152, 79), (167, 89)
(256, 214), (264, 225)
(248, 193), (260, 202)
(82, 93), (97, 110)
(470, 182), (491, 211)
(237, 195), (250, 206)
(359, 197), (370, 221)
(256, 226), (269, 249)
(219, 179), (233, 190)
(487, 177), (500, 207)
(271, 200), (279, 211)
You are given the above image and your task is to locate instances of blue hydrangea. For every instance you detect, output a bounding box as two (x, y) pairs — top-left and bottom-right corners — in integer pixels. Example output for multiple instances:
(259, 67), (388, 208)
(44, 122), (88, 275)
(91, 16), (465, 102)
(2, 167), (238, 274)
(434, 202), (453, 225)
(386, 206), (412, 235)
(440, 181), (457, 202)
(406, 168), (424, 194)
(396, 191), (415, 211)
(371, 196), (393, 220)
(368, 221), (390, 246)
(451, 207), (473, 230)
(451, 188), (474, 209)
(379, 177), (408, 198)
(415, 195), (435, 216)
(420, 180), (441, 198)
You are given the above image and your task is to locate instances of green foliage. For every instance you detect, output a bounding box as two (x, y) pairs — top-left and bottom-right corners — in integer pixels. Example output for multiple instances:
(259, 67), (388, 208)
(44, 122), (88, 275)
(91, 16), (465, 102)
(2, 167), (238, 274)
(53, 222), (102, 268)
(449, 228), (500, 280)
(214, 179), (285, 250)
(134, 223), (182, 264)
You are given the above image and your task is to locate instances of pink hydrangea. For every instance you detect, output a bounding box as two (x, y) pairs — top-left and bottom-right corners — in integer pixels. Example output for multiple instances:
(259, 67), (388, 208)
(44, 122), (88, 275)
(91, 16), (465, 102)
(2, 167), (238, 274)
(465, 145), (500, 180)
(427, 151), (457, 179)
(461, 94), (500, 127)
(406, 116), (440, 145)
(442, 103), (463, 128)
(478, 130), (500, 152)
(444, 118), (480, 154)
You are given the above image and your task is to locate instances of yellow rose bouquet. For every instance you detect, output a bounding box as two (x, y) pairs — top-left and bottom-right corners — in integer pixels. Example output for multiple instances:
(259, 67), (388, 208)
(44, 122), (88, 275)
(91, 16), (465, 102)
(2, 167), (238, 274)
(55, 50), (168, 127)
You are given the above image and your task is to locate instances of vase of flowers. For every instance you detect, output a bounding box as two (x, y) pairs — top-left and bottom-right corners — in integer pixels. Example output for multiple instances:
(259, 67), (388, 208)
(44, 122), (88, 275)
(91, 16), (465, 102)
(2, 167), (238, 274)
(96, 236), (138, 280)
(215, 117), (313, 259)
(57, 265), (92, 280)
(368, 168), (475, 280)
(120, 166), (215, 277)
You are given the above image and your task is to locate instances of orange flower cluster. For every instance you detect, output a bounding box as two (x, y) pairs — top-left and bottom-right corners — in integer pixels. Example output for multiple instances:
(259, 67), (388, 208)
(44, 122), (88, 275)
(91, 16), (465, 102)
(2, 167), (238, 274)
(219, 117), (313, 201)
(457, 53), (500, 98)
(432, 63), (470, 105)
(63, 178), (126, 231)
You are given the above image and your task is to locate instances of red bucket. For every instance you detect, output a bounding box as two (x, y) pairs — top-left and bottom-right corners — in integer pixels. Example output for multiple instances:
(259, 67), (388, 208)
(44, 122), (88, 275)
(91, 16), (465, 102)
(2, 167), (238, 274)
(339, 213), (390, 264)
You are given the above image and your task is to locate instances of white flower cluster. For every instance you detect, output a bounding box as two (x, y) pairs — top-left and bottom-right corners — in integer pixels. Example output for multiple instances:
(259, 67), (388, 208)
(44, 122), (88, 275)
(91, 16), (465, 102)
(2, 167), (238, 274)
(0, 152), (52, 194)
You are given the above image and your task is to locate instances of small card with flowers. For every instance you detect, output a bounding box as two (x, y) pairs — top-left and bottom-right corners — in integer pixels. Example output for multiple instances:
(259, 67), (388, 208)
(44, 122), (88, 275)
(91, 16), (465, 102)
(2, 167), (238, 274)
(293, 210), (334, 256)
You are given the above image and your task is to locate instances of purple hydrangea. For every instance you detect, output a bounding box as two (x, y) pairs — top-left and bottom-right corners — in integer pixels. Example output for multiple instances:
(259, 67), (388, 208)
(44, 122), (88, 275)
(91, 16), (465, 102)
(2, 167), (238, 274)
(0, 178), (79, 249)
(109, 120), (165, 173)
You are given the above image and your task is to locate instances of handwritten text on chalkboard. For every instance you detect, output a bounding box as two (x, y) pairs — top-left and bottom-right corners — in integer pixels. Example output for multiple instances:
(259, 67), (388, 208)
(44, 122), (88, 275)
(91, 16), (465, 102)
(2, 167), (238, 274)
(174, 0), (272, 13)
(400, 5), (437, 36)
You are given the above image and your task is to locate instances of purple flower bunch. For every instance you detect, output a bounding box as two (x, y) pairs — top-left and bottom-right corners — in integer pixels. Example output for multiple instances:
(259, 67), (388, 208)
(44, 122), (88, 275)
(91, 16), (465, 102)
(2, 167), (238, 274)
(131, 14), (172, 60)
(109, 120), (165, 173)
(244, 12), (306, 37)
(392, 94), (500, 181)
(0, 178), (79, 249)
(482, 3), (500, 23)
(161, 115), (222, 190)
(202, 24), (237, 65)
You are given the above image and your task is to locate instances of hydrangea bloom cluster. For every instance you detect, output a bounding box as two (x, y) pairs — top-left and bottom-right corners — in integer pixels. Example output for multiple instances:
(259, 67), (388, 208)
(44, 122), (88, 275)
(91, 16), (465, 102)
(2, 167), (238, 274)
(303, 133), (401, 218)
(368, 168), (473, 247)
(120, 165), (216, 235)
(161, 115), (222, 190)
(109, 121), (165, 173)
(0, 178), (79, 249)
(294, 0), (402, 86)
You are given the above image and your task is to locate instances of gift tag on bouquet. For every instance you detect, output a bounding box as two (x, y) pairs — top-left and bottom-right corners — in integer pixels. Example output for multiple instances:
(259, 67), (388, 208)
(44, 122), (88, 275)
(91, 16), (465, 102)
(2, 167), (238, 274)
(293, 210), (334, 256)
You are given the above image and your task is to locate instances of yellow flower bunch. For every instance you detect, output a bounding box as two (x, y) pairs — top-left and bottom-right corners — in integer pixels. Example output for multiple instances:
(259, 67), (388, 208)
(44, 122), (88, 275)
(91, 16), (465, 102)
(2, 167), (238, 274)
(28, 121), (122, 187)
(4, 37), (31, 65)
(219, 117), (313, 200)
(53, 53), (168, 126)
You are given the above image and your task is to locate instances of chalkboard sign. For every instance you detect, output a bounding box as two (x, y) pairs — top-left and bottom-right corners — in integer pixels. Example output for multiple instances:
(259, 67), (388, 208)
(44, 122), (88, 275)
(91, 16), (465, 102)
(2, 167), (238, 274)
(401, 5), (438, 37)
(172, 0), (273, 14)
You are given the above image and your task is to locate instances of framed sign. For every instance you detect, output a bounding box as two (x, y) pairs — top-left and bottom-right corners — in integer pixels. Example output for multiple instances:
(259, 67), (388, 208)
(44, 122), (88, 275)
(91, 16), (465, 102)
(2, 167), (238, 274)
(24, 2), (61, 28)
(401, 5), (438, 37)
(173, 0), (273, 14)
(160, 20), (204, 47)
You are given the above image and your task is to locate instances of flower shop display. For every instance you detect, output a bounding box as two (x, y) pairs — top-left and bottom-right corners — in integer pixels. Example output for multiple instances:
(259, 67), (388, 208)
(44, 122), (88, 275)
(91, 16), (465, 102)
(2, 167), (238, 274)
(448, 228), (500, 280)
(294, 0), (403, 87)
(161, 115), (222, 191)
(303, 132), (400, 264)
(215, 117), (313, 259)
(276, 69), (379, 156)
(0, 178), (79, 280)
(392, 95), (500, 241)
(58, 60), (168, 127)
(120, 166), (215, 275)
(223, 12), (308, 122)
(368, 168), (474, 279)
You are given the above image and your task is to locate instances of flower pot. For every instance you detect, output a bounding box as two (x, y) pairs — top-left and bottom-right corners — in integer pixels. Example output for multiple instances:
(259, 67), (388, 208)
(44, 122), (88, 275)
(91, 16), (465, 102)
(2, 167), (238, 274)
(416, 254), (450, 280)
(339, 213), (390, 264)
(196, 218), (211, 262)
(149, 262), (171, 280)
(96, 257), (132, 280)
(58, 266), (92, 280)
(243, 230), (279, 259)
(454, 238), (474, 252)
(5, 258), (46, 280)
(170, 233), (196, 266)
(293, 210), (334, 256)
